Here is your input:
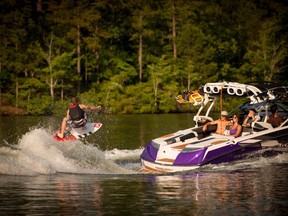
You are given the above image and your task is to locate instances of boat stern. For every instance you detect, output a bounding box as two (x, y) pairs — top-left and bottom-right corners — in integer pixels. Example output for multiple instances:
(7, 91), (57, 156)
(140, 140), (207, 173)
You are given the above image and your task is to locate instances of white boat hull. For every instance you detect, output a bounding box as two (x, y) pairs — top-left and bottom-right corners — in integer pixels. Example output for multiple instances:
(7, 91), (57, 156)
(141, 159), (200, 173)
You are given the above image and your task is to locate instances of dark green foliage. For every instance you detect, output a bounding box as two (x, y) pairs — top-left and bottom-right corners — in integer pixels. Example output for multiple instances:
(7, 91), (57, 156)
(24, 96), (54, 115)
(0, 0), (287, 115)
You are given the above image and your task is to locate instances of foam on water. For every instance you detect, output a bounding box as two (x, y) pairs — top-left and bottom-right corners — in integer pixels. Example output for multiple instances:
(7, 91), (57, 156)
(0, 128), (140, 176)
(105, 148), (143, 160)
(104, 148), (143, 171)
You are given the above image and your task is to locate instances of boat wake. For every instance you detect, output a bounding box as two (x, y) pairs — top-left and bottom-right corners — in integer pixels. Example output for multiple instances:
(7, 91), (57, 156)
(0, 128), (142, 176)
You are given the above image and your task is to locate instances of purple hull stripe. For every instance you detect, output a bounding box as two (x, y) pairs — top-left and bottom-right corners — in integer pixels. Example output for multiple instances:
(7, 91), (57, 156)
(202, 144), (261, 164)
(140, 141), (157, 162)
(207, 146), (262, 164)
(174, 149), (206, 165)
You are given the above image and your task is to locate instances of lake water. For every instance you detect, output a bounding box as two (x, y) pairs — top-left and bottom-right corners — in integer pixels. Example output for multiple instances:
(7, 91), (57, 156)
(0, 114), (287, 215)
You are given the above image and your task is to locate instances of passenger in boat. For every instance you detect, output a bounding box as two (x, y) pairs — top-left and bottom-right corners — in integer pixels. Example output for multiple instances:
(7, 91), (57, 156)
(57, 97), (101, 138)
(267, 104), (283, 127)
(229, 114), (242, 137)
(202, 110), (230, 135)
(243, 108), (260, 127)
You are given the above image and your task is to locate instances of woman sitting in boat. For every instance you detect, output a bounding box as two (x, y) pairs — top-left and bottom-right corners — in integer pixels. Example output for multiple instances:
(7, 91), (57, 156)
(229, 114), (242, 138)
(202, 111), (230, 135)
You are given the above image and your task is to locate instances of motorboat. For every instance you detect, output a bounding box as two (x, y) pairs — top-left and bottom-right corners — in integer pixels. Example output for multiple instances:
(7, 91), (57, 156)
(140, 82), (288, 173)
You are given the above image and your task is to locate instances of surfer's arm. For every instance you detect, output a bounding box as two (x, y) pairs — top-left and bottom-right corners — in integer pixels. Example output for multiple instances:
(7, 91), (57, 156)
(79, 104), (101, 110)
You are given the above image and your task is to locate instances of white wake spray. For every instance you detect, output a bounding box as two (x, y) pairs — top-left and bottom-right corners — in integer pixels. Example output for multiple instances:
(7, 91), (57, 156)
(0, 128), (139, 176)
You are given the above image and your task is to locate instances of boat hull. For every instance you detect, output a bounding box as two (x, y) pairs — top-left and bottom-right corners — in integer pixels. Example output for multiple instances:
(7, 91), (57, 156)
(141, 158), (200, 173)
(140, 141), (262, 173)
(140, 128), (288, 173)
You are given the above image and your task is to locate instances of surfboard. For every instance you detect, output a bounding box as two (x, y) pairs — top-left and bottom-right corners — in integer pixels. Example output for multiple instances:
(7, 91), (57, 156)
(53, 123), (102, 141)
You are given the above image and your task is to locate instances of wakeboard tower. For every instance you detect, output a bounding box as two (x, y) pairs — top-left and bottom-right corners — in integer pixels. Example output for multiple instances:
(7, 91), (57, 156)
(53, 122), (102, 141)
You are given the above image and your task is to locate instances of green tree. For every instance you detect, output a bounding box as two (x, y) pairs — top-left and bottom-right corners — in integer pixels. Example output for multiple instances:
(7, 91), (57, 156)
(129, 0), (156, 82)
(37, 33), (76, 100)
(0, 0), (288, 114)
(147, 56), (171, 112)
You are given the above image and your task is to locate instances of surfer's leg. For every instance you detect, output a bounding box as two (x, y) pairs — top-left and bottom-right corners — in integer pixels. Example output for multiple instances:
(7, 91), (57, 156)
(82, 118), (88, 130)
(58, 117), (67, 138)
(81, 113), (88, 130)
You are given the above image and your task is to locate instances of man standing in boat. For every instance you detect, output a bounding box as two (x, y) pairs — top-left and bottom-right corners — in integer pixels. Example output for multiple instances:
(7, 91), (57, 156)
(202, 111), (230, 135)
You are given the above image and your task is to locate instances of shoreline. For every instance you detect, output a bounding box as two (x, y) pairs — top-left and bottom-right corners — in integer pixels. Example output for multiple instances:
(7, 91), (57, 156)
(0, 106), (28, 116)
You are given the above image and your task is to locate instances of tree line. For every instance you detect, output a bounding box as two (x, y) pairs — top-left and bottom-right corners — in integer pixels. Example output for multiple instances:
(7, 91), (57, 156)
(0, 0), (287, 115)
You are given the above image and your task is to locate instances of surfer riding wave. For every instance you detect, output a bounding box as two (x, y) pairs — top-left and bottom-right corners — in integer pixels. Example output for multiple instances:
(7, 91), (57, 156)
(57, 97), (101, 138)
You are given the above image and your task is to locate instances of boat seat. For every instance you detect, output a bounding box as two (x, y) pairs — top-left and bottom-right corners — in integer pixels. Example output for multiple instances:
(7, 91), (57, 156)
(192, 126), (205, 133)
(192, 124), (217, 139)
(165, 134), (182, 144)
(179, 132), (197, 142)
(252, 122), (273, 132)
(242, 126), (252, 134)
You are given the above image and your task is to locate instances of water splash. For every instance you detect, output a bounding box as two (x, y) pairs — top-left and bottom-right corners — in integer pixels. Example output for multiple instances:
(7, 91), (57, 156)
(105, 148), (143, 171)
(0, 128), (139, 176)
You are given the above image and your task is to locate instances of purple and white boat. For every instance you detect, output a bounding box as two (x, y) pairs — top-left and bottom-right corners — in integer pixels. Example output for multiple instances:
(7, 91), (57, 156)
(140, 82), (288, 173)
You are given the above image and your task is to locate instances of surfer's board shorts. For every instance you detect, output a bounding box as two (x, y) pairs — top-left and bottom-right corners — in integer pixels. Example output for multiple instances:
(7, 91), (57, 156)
(66, 113), (88, 128)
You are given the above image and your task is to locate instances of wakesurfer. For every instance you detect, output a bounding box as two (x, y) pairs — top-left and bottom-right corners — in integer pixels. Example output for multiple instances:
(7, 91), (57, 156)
(57, 96), (101, 138)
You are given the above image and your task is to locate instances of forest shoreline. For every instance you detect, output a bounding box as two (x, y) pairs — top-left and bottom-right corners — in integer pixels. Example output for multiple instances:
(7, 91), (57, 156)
(0, 106), (28, 116)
